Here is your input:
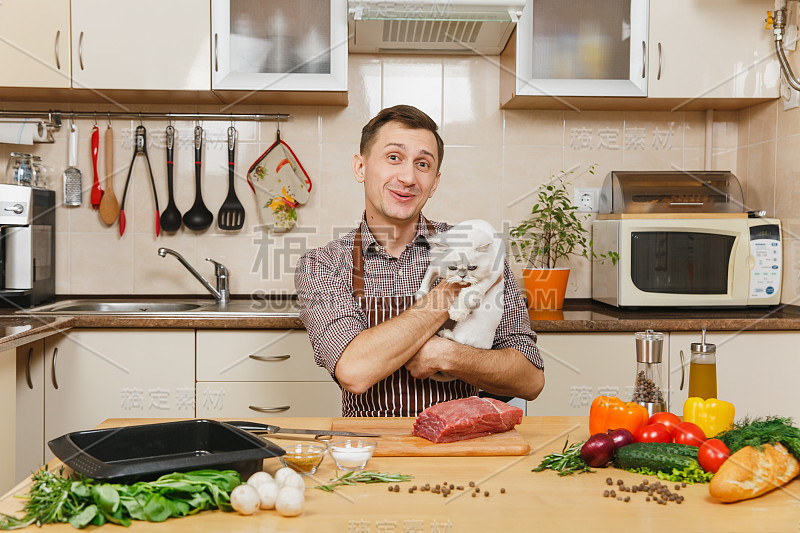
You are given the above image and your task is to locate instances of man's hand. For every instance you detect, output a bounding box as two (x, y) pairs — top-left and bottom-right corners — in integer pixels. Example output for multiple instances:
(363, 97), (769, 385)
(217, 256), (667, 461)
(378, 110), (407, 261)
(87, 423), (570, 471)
(404, 334), (453, 380)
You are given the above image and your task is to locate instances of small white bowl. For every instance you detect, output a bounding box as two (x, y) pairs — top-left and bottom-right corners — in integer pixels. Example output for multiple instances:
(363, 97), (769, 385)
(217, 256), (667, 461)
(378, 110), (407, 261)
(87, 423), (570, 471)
(328, 438), (377, 471)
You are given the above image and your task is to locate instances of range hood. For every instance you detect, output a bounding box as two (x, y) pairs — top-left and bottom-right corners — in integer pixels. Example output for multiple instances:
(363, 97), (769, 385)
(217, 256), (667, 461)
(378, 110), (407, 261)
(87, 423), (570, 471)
(348, 0), (524, 54)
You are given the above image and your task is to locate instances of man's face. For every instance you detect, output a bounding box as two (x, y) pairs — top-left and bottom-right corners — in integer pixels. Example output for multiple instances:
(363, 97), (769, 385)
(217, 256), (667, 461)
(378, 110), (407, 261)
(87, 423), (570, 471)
(352, 121), (441, 227)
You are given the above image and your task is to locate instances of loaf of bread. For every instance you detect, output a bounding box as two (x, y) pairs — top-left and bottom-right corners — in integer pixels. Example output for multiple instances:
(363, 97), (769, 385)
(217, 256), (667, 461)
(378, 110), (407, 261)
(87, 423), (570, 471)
(709, 442), (800, 502)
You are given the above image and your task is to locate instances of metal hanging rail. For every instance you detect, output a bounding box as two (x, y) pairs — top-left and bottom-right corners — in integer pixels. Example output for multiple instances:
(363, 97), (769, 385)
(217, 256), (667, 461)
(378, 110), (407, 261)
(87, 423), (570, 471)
(0, 110), (290, 128)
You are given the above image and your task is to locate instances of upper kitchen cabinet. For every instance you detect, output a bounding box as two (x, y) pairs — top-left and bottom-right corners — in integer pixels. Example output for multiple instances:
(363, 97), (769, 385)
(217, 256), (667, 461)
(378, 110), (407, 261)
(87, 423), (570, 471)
(508, 0), (649, 98)
(501, 0), (779, 110)
(648, 0), (779, 102)
(0, 0), (71, 88)
(70, 0), (211, 91)
(211, 0), (348, 105)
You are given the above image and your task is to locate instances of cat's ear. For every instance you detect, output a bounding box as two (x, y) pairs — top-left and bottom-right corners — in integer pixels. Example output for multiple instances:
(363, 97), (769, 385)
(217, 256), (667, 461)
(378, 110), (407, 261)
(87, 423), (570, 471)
(429, 238), (449, 250)
(475, 242), (492, 253)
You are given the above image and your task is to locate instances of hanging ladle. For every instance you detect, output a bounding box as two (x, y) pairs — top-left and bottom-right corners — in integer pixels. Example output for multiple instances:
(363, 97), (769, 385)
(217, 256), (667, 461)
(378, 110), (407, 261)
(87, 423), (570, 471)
(182, 125), (213, 231)
(159, 125), (182, 232)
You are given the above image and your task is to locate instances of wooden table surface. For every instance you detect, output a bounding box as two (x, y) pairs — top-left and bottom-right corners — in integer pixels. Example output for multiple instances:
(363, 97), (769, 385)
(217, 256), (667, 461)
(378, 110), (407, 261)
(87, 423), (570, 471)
(3, 416), (800, 532)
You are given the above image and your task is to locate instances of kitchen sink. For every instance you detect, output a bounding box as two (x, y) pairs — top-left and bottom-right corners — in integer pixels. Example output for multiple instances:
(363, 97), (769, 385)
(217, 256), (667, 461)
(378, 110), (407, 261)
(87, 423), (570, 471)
(21, 298), (301, 317)
(48, 302), (204, 313)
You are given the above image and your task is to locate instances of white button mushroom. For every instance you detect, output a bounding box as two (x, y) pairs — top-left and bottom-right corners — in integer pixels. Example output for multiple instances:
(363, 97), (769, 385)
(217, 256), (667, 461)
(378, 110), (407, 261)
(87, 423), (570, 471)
(282, 474), (305, 491)
(274, 466), (298, 487)
(275, 487), (305, 517)
(230, 484), (261, 516)
(246, 471), (274, 488)
(257, 481), (280, 510)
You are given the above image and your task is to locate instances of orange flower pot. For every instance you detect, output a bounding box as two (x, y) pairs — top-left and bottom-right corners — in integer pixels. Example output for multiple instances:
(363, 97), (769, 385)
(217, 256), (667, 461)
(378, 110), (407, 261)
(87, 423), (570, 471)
(521, 268), (570, 310)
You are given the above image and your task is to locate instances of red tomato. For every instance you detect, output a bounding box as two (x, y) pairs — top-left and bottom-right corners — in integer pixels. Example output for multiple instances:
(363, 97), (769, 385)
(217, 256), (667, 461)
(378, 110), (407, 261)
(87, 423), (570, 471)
(634, 423), (672, 443)
(698, 438), (730, 473)
(672, 421), (707, 447)
(647, 412), (681, 434)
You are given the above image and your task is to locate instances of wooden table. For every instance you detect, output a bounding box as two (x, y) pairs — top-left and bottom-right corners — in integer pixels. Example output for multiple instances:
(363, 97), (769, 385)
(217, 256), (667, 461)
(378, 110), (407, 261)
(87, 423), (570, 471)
(3, 417), (800, 532)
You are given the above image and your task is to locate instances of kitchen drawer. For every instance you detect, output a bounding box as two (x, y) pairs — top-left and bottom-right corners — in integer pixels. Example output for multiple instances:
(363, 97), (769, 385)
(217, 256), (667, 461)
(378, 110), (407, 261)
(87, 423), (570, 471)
(196, 330), (329, 382)
(196, 381), (342, 418)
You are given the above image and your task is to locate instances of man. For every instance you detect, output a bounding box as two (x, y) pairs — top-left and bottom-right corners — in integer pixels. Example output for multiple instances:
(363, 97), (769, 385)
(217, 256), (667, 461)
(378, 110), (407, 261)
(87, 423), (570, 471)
(295, 105), (544, 417)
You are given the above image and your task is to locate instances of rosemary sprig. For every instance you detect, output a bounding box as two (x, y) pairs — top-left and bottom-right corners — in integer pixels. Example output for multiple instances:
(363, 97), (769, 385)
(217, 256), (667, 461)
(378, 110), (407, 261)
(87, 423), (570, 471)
(314, 471), (414, 492)
(532, 438), (594, 476)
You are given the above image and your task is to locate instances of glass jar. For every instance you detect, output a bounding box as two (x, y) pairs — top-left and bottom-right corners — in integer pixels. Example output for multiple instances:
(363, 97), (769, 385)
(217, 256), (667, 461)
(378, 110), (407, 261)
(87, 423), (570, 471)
(687, 327), (717, 400)
(632, 330), (666, 416)
(5, 152), (34, 186)
(32, 156), (49, 188)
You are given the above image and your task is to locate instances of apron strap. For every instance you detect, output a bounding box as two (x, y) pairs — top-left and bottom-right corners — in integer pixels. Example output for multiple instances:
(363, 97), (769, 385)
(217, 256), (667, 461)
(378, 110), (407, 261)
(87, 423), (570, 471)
(352, 217), (437, 300)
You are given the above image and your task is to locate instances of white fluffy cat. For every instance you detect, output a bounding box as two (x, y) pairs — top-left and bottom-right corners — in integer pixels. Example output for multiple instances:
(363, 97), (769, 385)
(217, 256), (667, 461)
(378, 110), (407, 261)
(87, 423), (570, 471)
(415, 219), (505, 381)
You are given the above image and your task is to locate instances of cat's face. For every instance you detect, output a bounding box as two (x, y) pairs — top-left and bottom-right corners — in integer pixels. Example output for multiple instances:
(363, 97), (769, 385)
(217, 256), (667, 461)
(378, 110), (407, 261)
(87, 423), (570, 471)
(428, 228), (500, 285)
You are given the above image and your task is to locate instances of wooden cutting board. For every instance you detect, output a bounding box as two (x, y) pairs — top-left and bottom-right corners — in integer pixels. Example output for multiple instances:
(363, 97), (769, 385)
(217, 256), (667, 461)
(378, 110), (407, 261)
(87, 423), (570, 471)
(330, 417), (530, 457)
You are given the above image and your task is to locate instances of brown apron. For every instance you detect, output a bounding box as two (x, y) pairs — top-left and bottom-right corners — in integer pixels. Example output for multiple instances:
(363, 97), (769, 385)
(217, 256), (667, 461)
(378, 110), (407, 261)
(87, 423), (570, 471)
(344, 222), (476, 417)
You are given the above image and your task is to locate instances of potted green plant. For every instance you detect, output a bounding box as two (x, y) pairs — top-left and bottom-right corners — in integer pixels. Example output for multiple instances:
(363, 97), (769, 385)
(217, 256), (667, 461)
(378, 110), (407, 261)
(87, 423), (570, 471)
(509, 167), (616, 310)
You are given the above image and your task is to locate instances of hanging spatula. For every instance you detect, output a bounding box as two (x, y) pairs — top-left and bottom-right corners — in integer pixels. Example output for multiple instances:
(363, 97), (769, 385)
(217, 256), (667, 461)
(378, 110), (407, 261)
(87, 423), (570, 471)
(217, 126), (245, 231)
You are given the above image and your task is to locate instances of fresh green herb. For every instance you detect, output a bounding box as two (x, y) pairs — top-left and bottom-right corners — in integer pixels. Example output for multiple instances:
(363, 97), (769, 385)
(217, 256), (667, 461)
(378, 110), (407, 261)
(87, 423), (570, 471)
(532, 438), (594, 476)
(716, 416), (800, 461)
(314, 471), (414, 493)
(624, 464), (713, 484)
(0, 469), (241, 530)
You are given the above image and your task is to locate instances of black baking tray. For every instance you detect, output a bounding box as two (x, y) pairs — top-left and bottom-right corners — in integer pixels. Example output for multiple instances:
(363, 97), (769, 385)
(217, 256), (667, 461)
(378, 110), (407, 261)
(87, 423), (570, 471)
(48, 419), (285, 483)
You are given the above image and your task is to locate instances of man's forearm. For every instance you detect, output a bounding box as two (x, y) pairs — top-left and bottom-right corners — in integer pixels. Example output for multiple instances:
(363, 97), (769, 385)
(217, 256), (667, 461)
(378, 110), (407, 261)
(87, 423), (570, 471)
(441, 345), (545, 400)
(335, 283), (459, 394)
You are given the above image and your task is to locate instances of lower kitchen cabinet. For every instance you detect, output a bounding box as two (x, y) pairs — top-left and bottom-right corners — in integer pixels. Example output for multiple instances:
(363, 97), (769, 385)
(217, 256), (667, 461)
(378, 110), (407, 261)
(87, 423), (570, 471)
(196, 381), (342, 418)
(527, 333), (642, 416)
(23, 329), (195, 465)
(670, 331), (800, 422)
(0, 348), (17, 495)
(15, 341), (44, 484)
(196, 330), (342, 417)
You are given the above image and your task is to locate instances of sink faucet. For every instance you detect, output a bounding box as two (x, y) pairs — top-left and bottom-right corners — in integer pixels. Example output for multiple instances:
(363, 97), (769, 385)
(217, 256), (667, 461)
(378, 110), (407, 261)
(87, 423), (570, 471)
(158, 247), (230, 304)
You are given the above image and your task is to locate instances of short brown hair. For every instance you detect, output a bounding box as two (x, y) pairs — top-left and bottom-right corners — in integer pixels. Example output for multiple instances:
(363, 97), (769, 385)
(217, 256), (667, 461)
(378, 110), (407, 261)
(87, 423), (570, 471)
(360, 105), (444, 171)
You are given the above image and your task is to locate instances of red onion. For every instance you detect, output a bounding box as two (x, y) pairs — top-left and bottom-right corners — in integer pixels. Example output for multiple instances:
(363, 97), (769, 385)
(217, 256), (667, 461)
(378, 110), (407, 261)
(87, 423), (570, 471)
(606, 428), (636, 449)
(580, 433), (616, 467)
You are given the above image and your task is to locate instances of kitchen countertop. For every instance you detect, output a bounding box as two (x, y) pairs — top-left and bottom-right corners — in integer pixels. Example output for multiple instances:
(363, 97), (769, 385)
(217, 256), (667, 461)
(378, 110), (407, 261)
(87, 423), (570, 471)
(1, 416), (797, 532)
(1, 298), (799, 352)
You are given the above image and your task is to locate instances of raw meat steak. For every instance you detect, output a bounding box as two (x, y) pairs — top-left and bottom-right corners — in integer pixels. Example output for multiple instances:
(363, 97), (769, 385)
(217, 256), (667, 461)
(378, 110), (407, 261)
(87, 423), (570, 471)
(412, 396), (523, 443)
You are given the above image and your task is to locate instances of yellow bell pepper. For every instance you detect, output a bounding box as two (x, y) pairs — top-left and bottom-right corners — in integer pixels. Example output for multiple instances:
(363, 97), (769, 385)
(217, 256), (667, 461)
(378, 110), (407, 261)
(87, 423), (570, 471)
(683, 397), (735, 438)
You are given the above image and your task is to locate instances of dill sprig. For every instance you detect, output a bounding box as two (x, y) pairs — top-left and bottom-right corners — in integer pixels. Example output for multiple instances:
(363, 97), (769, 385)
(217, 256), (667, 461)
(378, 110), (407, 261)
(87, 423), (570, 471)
(715, 416), (800, 461)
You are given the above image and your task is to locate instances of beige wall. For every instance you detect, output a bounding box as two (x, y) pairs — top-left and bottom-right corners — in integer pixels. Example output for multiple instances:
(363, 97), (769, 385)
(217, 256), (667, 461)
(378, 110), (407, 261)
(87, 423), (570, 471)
(739, 100), (800, 305)
(0, 55), (741, 300)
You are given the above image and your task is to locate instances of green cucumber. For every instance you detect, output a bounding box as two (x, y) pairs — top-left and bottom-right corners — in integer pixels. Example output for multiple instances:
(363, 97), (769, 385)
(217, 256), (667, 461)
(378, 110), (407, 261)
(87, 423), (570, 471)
(613, 443), (699, 473)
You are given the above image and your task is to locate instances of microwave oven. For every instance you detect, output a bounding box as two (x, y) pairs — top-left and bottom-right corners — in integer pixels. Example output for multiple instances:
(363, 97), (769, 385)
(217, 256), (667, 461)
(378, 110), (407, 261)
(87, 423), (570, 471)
(592, 217), (782, 307)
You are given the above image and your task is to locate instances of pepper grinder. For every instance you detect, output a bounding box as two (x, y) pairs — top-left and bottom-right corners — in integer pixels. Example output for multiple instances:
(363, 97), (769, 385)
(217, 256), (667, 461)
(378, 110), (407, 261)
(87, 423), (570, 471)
(632, 329), (666, 416)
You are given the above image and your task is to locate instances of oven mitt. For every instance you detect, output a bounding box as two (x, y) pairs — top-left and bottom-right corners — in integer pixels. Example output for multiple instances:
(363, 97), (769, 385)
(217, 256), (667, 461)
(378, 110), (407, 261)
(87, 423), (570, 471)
(247, 137), (312, 232)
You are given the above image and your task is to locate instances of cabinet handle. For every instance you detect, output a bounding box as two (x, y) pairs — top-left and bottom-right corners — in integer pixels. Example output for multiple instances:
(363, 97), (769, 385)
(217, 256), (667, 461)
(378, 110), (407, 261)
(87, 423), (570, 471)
(214, 33), (219, 72)
(249, 354), (291, 362)
(51, 347), (59, 390)
(25, 347), (33, 390)
(657, 42), (662, 80)
(249, 405), (290, 413)
(641, 41), (646, 79)
(679, 350), (685, 391)
(78, 31), (84, 71)
(54, 30), (61, 70)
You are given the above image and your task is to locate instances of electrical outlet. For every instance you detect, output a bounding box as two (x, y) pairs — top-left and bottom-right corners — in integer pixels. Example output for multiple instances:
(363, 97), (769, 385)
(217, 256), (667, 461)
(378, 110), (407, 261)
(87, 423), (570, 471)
(573, 187), (599, 213)
(782, 76), (799, 111)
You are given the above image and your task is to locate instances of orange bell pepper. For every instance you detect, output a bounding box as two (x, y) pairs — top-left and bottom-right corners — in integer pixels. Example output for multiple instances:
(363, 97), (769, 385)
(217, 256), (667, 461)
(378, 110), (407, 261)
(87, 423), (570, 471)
(589, 396), (649, 435)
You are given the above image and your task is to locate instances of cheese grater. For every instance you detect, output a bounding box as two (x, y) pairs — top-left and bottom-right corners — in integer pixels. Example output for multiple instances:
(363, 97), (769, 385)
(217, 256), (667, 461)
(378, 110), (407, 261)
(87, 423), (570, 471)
(63, 123), (82, 206)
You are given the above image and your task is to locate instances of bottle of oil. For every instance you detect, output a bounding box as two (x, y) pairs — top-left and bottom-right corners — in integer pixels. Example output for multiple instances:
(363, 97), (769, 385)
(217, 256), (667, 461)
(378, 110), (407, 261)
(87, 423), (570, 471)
(688, 327), (717, 400)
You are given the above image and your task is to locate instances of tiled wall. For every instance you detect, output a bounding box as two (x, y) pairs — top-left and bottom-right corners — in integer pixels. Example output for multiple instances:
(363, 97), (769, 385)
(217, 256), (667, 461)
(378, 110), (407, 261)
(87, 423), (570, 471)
(1, 55), (740, 298)
(739, 100), (800, 305)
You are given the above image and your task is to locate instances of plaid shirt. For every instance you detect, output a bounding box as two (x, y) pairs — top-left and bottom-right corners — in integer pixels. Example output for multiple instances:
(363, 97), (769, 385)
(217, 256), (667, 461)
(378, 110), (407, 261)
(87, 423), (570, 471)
(294, 213), (544, 413)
